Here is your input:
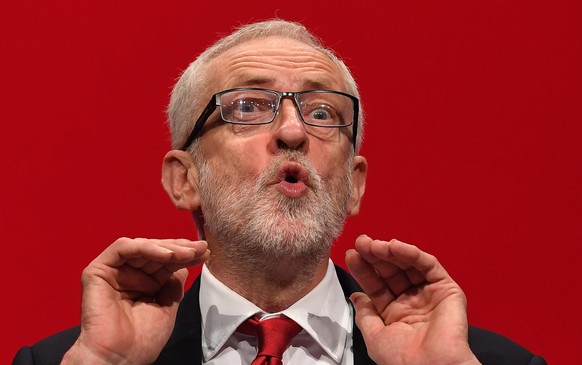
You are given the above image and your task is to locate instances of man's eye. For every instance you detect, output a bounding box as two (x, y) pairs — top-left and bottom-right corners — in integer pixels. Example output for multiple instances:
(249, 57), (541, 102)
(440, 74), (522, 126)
(310, 108), (332, 120)
(236, 100), (257, 113)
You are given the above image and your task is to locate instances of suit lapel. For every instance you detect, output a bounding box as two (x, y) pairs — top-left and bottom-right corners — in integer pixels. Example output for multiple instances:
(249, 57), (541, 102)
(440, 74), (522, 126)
(154, 277), (203, 364)
(335, 265), (375, 365)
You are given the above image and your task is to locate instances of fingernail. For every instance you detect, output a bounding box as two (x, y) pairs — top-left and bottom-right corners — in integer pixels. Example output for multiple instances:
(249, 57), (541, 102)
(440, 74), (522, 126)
(349, 293), (363, 304)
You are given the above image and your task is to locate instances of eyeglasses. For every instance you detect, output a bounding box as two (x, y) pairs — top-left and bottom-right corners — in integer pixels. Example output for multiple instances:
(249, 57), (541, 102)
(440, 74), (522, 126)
(181, 87), (359, 151)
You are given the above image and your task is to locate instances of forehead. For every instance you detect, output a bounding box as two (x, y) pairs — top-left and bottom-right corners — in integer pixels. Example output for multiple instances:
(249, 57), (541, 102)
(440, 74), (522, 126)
(207, 36), (346, 92)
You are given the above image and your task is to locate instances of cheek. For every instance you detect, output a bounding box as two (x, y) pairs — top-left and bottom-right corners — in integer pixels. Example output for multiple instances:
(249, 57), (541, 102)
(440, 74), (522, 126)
(209, 140), (271, 178)
(310, 146), (351, 178)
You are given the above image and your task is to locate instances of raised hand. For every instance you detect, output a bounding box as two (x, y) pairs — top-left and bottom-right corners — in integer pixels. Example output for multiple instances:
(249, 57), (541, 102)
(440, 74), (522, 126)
(61, 238), (209, 365)
(345, 235), (481, 365)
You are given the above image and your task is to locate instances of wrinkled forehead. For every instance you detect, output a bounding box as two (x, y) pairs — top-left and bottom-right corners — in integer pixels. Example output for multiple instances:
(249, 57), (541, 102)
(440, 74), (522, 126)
(206, 36), (346, 93)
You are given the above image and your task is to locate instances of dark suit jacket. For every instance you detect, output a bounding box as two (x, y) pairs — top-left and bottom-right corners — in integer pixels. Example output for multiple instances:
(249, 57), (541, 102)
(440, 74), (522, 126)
(13, 267), (546, 365)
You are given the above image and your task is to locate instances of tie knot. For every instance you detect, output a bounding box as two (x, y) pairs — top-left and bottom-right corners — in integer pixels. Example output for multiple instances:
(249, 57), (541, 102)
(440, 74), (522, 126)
(238, 315), (302, 364)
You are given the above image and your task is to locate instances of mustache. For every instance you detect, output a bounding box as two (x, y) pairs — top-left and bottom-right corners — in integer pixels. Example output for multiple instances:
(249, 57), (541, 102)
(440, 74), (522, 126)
(257, 151), (322, 191)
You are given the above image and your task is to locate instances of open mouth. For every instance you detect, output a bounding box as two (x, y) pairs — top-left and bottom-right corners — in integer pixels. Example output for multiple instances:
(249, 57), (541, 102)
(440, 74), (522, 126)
(284, 172), (299, 184)
(276, 162), (309, 197)
(278, 162), (308, 184)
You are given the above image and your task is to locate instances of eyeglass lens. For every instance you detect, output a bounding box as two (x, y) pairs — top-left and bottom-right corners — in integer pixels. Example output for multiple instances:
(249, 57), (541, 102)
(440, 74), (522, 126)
(219, 89), (354, 127)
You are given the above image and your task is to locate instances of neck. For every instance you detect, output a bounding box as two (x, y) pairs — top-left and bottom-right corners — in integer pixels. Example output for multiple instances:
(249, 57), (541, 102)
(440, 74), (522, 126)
(205, 242), (330, 312)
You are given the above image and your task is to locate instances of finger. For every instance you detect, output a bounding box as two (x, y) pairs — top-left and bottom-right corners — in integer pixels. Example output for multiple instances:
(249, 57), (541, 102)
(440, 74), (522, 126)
(379, 270), (414, 297)
(363, 247), (416, 296)
(126, 248), (210, 275)
(355, 235), (409, 269)
(85, 239), (208, 297)
(97, 238), (172, 267)
(97, 238), (208, 268)
(108, 258), (205, 293)
(369, 239), (450, 283)
(353, 235), (420, 296)
(404, 267), (427, 286)
(139, 238), (209, 264)
(149, 239), (210, 268)
(117, 268), (189, 307)
(345, 249), (396, 315)
(98, 266), (167, 296)
(129, 260), (164, 274)
(125, 257), (149, 269)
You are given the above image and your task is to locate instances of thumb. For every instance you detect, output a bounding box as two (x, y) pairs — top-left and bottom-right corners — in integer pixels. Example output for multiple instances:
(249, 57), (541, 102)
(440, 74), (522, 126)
(350, 292), (385, 339)
(157, 268), (189, 307)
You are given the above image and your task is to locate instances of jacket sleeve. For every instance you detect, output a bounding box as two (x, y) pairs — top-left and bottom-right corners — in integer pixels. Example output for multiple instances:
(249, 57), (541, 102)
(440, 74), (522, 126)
(12, 346), (34, 365)
(528, 355), (548, 365)
(469, 327), (547, 365)
(12, 327), (80, 365)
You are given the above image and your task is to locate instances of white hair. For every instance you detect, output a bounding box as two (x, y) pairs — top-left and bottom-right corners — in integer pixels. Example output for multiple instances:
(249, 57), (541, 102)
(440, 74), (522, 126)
(167, 19), (364, 152)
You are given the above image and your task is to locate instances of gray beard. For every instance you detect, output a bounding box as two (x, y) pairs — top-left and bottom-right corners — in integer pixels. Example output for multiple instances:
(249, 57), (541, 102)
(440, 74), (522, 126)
(195, 151), (353, 268)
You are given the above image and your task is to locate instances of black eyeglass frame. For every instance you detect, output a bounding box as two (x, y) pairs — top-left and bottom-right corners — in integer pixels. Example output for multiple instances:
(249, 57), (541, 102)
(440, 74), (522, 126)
(180, 87), (359, 151)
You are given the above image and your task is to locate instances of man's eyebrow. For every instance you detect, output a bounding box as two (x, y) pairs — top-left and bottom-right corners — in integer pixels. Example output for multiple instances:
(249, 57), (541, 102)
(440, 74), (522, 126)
(303, 80), (335, 90)
(231, 76), (273, 87)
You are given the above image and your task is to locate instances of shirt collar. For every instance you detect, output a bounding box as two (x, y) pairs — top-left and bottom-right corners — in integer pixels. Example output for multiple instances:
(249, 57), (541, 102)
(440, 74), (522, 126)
(199, 260), (351, 362)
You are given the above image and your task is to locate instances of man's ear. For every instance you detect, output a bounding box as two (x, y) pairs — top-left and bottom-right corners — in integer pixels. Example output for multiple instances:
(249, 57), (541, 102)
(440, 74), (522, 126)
(347, 155), (367, 216)
(161, 150), (201, 211)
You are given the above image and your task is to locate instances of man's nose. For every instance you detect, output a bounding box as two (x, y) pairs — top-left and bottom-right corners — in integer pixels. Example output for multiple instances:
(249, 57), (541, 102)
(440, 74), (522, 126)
(270, 98), (308, 151)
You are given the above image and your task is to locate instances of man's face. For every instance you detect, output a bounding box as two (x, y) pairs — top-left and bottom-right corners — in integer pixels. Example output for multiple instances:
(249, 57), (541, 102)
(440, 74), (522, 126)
(192, 36), (362, 261)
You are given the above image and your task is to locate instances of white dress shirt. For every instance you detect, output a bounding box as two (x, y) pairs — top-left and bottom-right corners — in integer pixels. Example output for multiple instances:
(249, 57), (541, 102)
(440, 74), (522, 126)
(199, 260), (354, 364)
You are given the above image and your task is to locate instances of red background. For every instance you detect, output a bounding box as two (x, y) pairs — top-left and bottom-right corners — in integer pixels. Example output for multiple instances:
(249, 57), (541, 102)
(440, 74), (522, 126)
(2, 1), (580, 363)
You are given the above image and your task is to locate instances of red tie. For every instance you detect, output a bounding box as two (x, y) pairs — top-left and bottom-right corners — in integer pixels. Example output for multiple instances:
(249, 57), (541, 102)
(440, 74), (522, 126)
(237, 315), (303, 365)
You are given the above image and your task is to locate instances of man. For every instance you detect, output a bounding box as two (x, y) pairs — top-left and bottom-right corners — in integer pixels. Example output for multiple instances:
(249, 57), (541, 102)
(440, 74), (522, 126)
(14, 19), (546, 365)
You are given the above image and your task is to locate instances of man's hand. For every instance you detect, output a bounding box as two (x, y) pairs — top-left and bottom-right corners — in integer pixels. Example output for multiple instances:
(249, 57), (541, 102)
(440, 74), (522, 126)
(61, 238), (209, 365)
(345, 235), (481, 365)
